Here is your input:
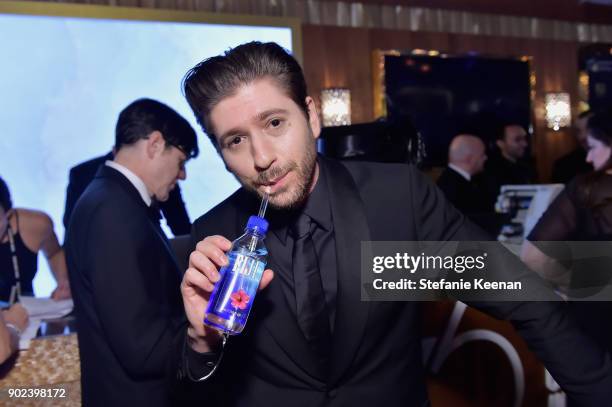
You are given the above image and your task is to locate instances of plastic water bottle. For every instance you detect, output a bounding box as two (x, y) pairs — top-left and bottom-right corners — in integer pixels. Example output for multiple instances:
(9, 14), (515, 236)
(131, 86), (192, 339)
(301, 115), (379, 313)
(204, 215), (269, 335)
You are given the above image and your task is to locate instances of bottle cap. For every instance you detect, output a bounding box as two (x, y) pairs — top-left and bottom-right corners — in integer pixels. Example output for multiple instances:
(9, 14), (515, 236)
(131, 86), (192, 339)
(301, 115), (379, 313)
(247, 216), (268, 235)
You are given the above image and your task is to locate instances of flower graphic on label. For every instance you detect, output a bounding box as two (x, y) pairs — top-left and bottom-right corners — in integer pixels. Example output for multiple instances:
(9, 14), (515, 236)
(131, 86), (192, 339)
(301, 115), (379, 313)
(230, 289), (250, 310)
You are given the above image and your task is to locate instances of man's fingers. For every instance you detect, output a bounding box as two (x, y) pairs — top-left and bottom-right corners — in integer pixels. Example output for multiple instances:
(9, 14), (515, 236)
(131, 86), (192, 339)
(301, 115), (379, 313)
(206, 235), (232, 250)
(193, 236), (231, 269)
(183, 267), (216, 293)
(189, 251), (223, 283)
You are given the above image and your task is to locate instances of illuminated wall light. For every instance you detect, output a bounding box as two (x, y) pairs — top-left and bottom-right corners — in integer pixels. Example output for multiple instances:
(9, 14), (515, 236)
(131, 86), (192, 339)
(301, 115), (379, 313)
(545, 92), (571, 131)
(321, 88), (351, 127)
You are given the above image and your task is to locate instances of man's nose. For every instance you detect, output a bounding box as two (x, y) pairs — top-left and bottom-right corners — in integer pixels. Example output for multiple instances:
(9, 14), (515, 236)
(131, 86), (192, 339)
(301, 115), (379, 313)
(251, 133), (275, 170)
(178, 168), (186, 180)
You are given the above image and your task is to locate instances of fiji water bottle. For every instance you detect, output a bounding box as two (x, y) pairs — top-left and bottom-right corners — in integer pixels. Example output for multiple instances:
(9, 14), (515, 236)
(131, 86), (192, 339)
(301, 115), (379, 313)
(204, 215), (268, 335)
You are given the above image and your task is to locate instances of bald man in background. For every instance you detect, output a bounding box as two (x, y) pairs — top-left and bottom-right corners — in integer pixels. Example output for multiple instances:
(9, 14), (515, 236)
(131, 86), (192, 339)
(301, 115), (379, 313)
(437, 134), (500, 236)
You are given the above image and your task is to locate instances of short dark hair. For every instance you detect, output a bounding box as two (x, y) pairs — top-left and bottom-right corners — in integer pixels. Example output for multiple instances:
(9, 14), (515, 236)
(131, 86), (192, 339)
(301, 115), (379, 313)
(182, 41), (308, 145)
(115, 98), (199, 159)
(494, 121), (526, 142)
(0, 177), (12, 211)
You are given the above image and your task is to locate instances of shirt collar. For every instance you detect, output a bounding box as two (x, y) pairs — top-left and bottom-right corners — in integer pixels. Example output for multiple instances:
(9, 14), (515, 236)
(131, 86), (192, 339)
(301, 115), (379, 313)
(105, 160), (153, 207)
(448, 163), (471, 181)
(272, 158), (332, 244)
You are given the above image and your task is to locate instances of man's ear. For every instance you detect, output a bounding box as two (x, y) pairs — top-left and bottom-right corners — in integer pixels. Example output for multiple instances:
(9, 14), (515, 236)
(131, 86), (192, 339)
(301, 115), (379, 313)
(146, 131), (164, 158)
(495, 139), (504, 151)
(305, 96), (321, 140)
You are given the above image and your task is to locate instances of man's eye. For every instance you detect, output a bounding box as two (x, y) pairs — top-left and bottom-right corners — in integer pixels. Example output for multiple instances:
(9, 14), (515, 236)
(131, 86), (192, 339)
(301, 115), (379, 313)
(270, 119), (282, 127)
(227, 136), (243, 147)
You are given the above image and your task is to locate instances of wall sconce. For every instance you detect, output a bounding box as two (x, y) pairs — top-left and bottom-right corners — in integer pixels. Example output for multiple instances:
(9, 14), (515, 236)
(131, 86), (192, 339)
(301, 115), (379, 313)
(321, 88), (351, 127)
(545, 92), (571, 131)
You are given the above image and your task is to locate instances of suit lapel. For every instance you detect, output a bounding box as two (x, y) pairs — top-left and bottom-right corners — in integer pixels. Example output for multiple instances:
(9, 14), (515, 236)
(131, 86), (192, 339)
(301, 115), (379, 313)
(320, 157), (372, 384)
(97, 165), (180, 273)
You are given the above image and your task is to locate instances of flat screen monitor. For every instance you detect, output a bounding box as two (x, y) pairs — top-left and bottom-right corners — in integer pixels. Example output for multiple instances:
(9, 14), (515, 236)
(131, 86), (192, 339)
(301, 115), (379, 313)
(384, 54), (531, 165)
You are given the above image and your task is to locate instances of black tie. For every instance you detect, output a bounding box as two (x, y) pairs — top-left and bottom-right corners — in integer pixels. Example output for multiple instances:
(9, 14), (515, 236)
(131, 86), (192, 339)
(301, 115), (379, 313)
(147, 202), (169, 244)
(148, 201), (162, 224)
(291, 214), (332, 367)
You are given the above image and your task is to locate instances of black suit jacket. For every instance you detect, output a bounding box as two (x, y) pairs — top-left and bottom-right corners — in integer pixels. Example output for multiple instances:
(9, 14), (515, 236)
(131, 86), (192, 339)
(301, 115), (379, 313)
(551, 148), (592, 184)
(63, 152), (191, 235)
(436, 167), (504, 237)
(65, 166), (184, 407)
(436, 167), (490, 215)
(183, 156), (612, 406)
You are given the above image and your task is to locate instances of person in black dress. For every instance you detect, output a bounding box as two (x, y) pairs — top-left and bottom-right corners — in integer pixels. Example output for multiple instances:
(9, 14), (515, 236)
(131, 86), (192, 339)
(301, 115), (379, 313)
(0, 177), (70, 301)
(522, 110), (612, 353)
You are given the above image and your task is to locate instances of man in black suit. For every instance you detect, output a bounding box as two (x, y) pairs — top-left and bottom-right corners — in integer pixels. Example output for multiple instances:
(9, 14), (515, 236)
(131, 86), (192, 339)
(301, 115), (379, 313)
(485, 121), (535, 197)
(551, 110), (593, 184)
(64, 98), (199, 407)
(64, 151), (191, 236)
(177, 42), (612, 405)
(437, 134), (489, 214)
(437, 134), (503, 236)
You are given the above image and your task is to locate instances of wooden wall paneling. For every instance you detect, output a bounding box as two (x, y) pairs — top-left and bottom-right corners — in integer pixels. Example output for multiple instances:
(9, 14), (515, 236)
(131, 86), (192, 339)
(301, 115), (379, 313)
(302, 24), (329, 118)
(302, 25), (372, 124)
(448, 33), (489, 55)
(117, 0), (141, 7)
(337, 27), (372, 124)
(538, 40), (580, 182)
(531, 39), (562, 182)
(357, 0), (612, 24)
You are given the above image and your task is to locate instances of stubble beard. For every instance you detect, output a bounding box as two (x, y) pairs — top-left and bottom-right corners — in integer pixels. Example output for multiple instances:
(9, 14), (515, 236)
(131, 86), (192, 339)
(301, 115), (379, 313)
(237, 142), (318, 211)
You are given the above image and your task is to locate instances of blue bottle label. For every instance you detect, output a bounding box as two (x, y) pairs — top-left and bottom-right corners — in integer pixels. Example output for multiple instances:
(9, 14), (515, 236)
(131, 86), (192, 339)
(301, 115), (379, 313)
(209, 252), (266, 321)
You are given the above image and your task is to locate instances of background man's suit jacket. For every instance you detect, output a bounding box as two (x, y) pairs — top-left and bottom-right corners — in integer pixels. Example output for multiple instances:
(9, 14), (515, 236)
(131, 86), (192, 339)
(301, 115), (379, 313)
(182, 155), (612, 407)
(436, 167), (490, 215)
(63, 152), (191, 236)
(436, 167), (505, 237)
(65, 166), (184, 407)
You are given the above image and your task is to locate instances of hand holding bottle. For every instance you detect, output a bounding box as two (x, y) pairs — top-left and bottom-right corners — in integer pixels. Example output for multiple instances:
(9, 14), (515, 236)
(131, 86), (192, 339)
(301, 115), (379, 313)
(181, 235), (274, 353)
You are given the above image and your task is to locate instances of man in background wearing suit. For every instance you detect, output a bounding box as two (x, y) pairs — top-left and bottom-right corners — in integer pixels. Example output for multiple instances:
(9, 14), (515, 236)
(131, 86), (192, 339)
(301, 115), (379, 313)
(63, 150), (192, 236)
(437, 134), (502, 236)
(485, 121), (534, 190)
(178, 42), (612, 406)
(437, 134), (489, 215)
(64, 98), (198, 407)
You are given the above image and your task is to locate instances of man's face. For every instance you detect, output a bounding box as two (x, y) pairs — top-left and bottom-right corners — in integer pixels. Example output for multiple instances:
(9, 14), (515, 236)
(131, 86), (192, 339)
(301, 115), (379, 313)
(151, 143), (187, 202)
(498, 125), (528, 161)
(209, 78), (321, 210)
